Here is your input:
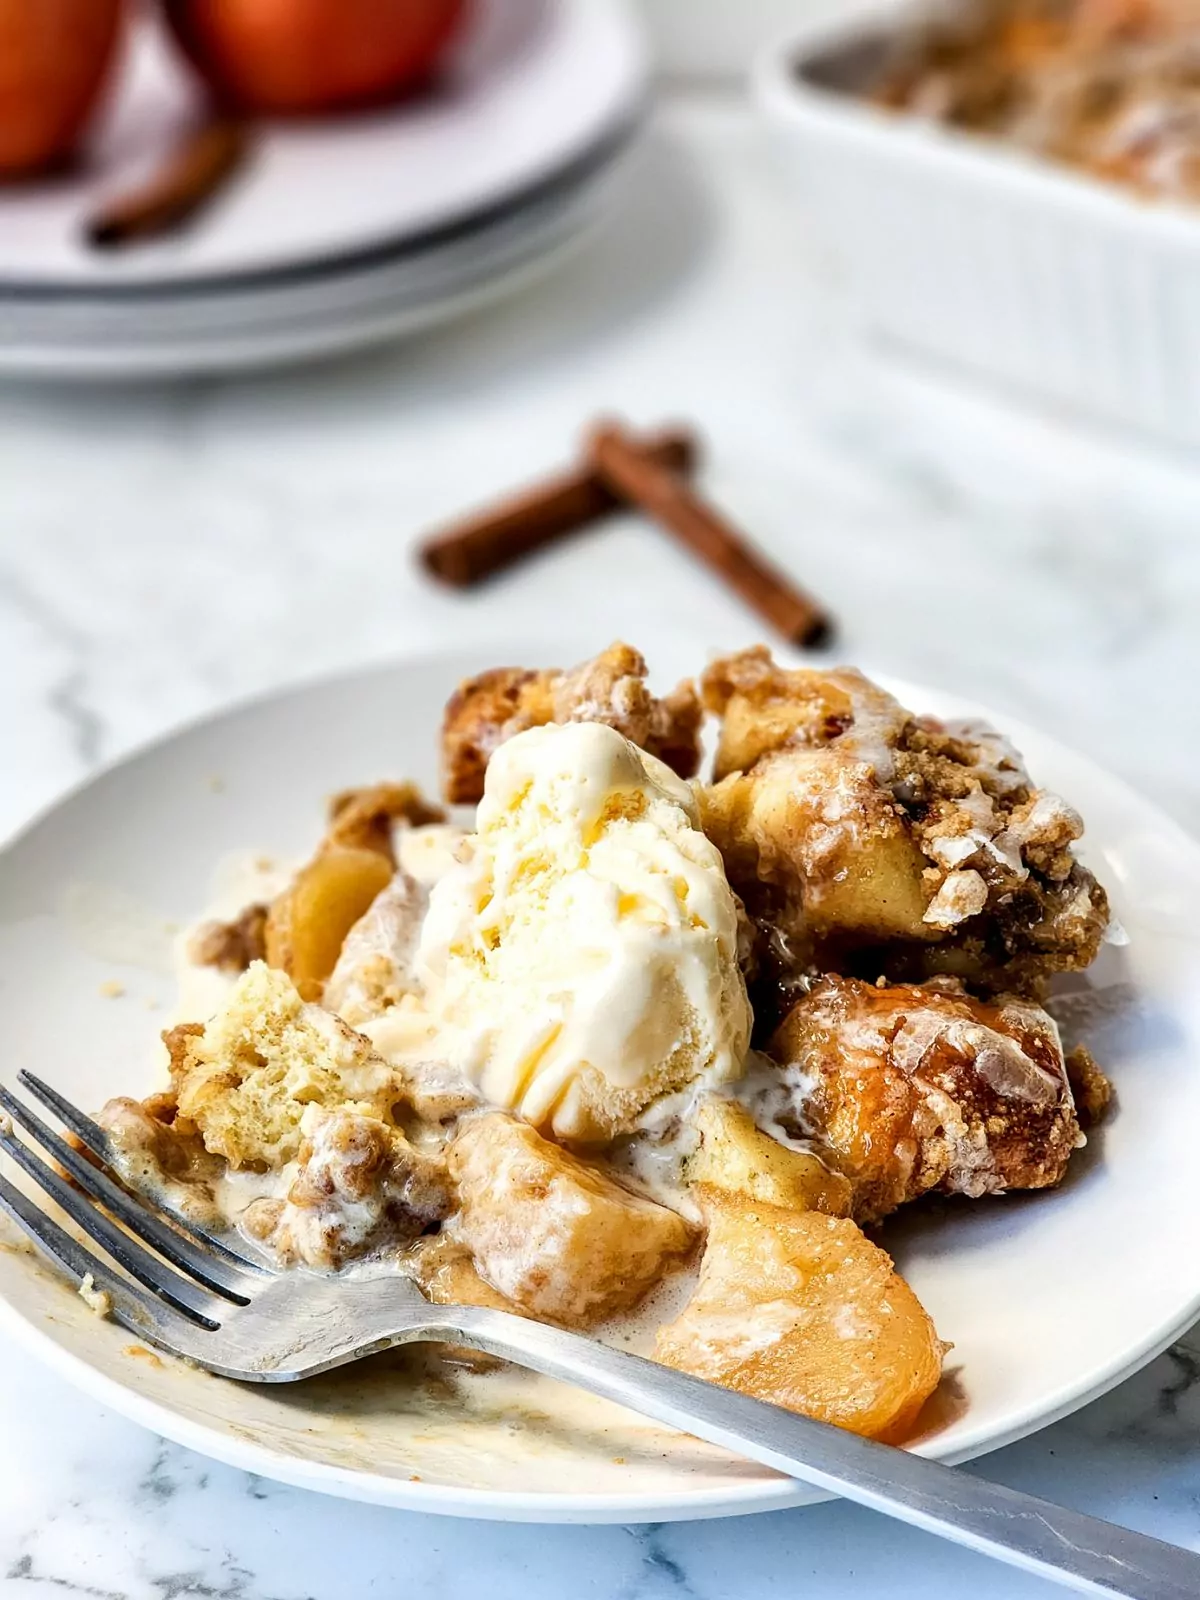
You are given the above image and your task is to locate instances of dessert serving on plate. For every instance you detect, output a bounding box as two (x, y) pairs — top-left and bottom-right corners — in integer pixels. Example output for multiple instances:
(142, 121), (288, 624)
(91, 641), (1114, 1446)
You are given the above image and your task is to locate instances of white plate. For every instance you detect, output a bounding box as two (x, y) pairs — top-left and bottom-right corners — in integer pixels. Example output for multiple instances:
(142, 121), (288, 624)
(0, 144), (633, 377)
(0, 0), (646, 290)
(1, 638), (1198, 1522)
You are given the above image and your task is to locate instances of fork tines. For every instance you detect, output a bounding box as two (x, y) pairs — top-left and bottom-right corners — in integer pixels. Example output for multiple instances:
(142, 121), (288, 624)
(0, 1071), (267, 1351)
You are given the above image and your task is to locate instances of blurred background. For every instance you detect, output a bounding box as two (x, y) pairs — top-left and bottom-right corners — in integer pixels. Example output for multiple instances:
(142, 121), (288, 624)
(2, 6), (1200, 1598)
(0, 0), (1196, 850)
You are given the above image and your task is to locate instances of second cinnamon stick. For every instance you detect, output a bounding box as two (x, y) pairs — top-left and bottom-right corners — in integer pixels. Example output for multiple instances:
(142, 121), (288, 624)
(588, 421), (832, 648)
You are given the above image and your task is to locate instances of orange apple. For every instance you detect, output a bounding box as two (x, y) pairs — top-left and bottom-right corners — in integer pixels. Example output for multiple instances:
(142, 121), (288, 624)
(162, 0), (470, 116)
(0, 0), (125, 176)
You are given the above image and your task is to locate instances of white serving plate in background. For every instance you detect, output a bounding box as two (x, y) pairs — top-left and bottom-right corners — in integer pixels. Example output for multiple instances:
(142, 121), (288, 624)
(0, 0), (646, 291)
(0, 144), (634, 378)
(755, 4), (1200, 447)
(1, 638), (1199, 1519)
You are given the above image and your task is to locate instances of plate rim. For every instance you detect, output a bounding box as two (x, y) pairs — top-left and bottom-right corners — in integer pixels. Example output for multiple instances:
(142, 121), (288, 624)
(2, 641), (1199, 1521)
(0, 159), (628, 377)
(0, 125), (640, 324)
(0, 110), (644, 306)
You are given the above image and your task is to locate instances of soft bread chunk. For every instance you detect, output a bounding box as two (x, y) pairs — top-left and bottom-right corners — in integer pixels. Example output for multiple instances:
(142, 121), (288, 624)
(169, 962), (406, 1169)
(698, 648), (1109, 996)
(448, 1114), (694, 1327)
(440, 641), (702, 804)
(768, 975), (1082, 1224)
(655, 1193), (943, 1442)
(686, 1098), (852, 1216)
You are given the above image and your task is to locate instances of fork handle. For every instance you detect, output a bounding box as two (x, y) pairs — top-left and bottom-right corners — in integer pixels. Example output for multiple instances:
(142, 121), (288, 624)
(422, 1306), (1199, 1600)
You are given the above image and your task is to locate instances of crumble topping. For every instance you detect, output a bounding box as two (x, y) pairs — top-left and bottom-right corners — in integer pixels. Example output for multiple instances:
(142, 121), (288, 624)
(697, 647), (1109, 999)
(440, 641), (702, 804)
(78, 1273), (112, 1318)
(263, 1105), (450, 1269)
(188, 901), (269, 974)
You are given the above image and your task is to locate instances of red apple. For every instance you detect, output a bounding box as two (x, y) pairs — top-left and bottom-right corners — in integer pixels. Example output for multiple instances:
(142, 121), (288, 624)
(0, 0), (125, 176)
(162, 0), (470, 116)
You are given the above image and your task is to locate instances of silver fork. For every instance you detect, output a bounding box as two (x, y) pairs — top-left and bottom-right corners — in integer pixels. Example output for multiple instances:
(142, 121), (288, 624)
(0, 1071), (1195, 1600)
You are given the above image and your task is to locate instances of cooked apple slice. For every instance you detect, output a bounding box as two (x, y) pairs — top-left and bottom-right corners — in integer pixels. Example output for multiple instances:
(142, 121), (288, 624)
(264, 845), (393, 1002)
(655, 1191), (943, 1443)
(449, 1114), (695, 1328)
(685, 1098), (852, 1216)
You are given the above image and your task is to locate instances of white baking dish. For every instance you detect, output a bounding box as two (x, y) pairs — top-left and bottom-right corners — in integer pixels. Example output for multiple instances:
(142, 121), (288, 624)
(754, 3), (1200, 447)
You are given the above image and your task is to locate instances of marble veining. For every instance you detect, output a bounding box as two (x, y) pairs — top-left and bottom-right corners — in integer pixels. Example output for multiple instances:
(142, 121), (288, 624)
(1, 96), (1198, 1599)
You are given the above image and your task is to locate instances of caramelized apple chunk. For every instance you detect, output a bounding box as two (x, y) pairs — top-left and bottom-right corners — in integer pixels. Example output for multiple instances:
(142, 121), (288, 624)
(685, 1098), (852, 1217)
(655, 1193), (943, 1442)
(698, 749), (932, 950)
(409, 1232), (520, 1315)
(406, 1234), (525, 1372)
(448, 1114), (694, 1327)
(701, 652), (907, 783)
(766, 975), (1083, 1223)
(189, 781), (440, 992)
(698, 647), (1109, 999)
(259, 778), (442, 1002)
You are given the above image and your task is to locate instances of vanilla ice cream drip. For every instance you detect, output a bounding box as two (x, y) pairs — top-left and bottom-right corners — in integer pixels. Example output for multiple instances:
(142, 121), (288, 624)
(416, 722), (751, 1141)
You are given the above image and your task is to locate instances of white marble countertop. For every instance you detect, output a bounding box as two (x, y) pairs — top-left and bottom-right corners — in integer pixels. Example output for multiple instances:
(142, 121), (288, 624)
(1, 96), (1199, 1599)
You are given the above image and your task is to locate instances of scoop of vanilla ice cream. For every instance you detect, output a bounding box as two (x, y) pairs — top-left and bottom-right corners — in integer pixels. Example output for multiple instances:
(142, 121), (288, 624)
(416, 721), (751, 1141)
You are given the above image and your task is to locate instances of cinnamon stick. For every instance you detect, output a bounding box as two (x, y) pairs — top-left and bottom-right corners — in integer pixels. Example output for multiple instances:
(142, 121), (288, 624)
(587, 421), (832, 649)
(86, 117), (250, 250)
(420, 426), (700, 587)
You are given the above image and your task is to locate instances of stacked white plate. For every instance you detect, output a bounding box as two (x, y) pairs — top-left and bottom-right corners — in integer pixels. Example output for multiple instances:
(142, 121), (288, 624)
(0, 0), (647, 378)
